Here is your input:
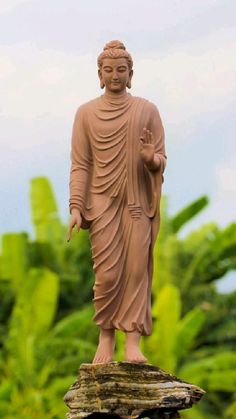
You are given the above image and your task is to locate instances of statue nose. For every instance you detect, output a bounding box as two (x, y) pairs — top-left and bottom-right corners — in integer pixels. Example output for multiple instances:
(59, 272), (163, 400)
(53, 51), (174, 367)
(112, 72), (119, 80)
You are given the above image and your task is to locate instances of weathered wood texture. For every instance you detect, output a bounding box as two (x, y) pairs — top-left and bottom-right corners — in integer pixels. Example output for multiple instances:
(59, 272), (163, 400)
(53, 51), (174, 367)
(64, 362), (205, 419)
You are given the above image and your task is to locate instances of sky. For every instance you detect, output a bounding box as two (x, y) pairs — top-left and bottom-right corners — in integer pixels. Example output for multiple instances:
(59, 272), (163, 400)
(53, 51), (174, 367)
(0, 1), (236, 289)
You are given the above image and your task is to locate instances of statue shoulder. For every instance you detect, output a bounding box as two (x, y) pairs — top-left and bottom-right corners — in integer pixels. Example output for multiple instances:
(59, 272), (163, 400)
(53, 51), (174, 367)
(132, 96), (161, 116)
(74, 97), (101, 120)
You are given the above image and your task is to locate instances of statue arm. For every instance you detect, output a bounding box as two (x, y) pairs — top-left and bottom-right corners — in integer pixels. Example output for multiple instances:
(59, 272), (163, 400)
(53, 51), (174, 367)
(69, 106), (92, 217)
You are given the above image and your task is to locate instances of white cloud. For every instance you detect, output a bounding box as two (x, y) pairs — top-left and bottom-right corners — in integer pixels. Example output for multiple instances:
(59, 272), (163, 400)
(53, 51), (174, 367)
(0, 55), (15, 78)
(39, 67), (65, 85)
(194, 155), (236, 228)
(1, 26), (235, 136)
(217, 167), (236, 194)
(134, 28), (236, 129)
(0, 44), (98, 122)
(212, 155), (236, 224)
(0, 0), (31, 14)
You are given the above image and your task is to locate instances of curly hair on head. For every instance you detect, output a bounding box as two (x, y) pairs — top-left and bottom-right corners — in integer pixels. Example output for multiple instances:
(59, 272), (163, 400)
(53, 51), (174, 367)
(97, 40), (133, 70)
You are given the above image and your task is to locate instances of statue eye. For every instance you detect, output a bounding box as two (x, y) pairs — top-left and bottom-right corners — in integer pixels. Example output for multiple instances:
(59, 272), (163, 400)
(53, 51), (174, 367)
(103, 67), (112, 73)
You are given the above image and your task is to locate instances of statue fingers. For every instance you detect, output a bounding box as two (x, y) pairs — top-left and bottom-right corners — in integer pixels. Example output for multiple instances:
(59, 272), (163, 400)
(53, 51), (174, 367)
(139, 137), (145, 150)
(77, 218), (82, 232)
(142, 127), (148, 143)
(147, 129), (153, 144)
(150, 131), (154, 144)
(66, 227), (71, 242)
(67, 220), (75, 242)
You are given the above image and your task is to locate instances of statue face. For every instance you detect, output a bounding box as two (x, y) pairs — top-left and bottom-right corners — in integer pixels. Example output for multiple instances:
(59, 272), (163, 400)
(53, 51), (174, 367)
(99, 58), (133, 93)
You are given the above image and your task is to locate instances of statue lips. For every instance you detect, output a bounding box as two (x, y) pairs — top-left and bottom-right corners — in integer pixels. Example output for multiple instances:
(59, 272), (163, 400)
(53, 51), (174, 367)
(110, 81), (122, 90)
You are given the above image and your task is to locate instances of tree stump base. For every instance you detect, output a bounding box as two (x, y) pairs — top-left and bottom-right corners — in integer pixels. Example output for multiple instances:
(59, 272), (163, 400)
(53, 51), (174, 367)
(64, 362), (205, 419)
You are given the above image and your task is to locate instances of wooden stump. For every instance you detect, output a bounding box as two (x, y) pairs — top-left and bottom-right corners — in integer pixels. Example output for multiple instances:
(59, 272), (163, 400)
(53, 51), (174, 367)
(64, 362), (205, 419)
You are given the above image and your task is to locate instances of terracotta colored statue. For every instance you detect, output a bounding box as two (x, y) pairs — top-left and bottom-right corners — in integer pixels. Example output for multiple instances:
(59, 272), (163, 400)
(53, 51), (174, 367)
(67, 40), (167, 364)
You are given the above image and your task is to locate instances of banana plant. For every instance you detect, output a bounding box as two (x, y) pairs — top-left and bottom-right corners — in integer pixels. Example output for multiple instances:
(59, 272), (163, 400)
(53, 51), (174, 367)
(29, 177), (94, 314)
(140, 284), (206, 371)
(1, 179), (235, 419)
(147, 196), (236, 419)
(0, 264), (98, 418)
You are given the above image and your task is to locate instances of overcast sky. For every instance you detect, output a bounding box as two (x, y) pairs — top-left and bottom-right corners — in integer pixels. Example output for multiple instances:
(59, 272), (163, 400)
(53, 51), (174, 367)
(0, 0), (235, 255)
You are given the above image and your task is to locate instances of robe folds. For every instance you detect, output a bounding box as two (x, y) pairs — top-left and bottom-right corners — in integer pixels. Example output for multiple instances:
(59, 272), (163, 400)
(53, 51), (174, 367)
(69, 91), (167, 336)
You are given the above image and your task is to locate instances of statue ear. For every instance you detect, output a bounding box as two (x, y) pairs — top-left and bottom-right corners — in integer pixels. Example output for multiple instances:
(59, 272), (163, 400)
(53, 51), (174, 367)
(127, 79), (132, 89)
(127, 69), (133, 89)
(98, 69), (105, 89)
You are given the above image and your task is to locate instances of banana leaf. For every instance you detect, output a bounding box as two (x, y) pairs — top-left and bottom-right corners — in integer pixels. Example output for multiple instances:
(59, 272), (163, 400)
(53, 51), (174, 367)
(144, 284), (181, 371)
(30, 177), (63, 247)
(171, 196), (209, 234)
(175, 307), (206, 362)
(0, 233), (28, 290)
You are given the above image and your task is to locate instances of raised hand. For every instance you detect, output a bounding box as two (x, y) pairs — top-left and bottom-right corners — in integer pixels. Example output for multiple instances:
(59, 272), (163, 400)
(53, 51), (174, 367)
(67, 208), (82, 242)
(139, 127), (155, 165)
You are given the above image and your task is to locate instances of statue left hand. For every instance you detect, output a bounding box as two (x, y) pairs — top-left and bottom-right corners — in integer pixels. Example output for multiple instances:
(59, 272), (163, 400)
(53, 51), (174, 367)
(139, 128), (155, 165)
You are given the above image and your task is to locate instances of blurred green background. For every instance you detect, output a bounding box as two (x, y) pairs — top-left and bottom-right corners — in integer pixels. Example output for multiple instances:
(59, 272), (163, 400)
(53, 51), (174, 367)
(0, 177), (235, 418)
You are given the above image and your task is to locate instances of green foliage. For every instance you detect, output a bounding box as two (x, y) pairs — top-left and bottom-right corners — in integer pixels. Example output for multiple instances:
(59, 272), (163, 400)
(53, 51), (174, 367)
(171, 195), (209, 234)
(225, 400), (236, 418)
(0, 177), (235, 419)
(30, 177), (62, 244)
(0, 264), (96, 417)
(145, 194), (236, 418)
(179, 352), (236, 391)
(0, 233), (29, 290)
(114, 329), (126, 362)
(141, 284), (206, 374)
(175, 307), (206, 362)
(10, 268), (59, 338)
(151, 283), (181, 371)
(0, 177), (95, 417)
(51, 305), (97, 340)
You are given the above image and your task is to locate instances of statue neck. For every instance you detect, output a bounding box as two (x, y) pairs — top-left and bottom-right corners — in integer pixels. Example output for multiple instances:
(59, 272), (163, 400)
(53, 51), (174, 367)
(103, 89), (129, 100)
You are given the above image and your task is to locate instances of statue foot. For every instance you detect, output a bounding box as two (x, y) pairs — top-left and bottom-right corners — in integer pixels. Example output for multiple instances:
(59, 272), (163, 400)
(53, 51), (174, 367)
(125, 345), (147, 363)
(93, 328), (115, 364)
(125, 330), (147, 363)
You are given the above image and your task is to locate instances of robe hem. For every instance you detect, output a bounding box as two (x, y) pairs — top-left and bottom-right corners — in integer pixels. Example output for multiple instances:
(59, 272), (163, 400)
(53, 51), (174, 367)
(93, 318), (152, 336)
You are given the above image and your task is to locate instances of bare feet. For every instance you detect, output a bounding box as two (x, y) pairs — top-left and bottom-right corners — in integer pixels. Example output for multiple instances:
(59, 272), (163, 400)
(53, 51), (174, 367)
(125, 330), (147, 363)
(93, 328), (115, 364)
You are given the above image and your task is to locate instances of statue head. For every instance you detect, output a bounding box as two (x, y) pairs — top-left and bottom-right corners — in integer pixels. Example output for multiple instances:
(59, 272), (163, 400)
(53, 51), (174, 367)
(97, 40), (133, 92)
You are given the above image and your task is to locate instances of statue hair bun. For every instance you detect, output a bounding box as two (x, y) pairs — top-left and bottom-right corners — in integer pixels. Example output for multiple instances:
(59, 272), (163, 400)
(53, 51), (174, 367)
(104, 40), (126, 51)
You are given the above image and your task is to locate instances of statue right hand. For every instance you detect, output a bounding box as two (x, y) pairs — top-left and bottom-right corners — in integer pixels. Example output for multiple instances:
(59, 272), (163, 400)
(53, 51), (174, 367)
(67, 209), (82, 242)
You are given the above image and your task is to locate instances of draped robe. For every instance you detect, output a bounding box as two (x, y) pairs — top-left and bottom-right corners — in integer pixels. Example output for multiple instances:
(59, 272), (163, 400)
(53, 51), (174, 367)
(69, 91), (167, 336)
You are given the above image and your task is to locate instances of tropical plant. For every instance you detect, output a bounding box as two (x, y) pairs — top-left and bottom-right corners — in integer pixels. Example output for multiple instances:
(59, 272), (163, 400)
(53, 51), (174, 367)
(139, 196), (236, 419)
(0, 178), (235, 418)
(0, 264), (98, 417)
(0, 177), (97, 417)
